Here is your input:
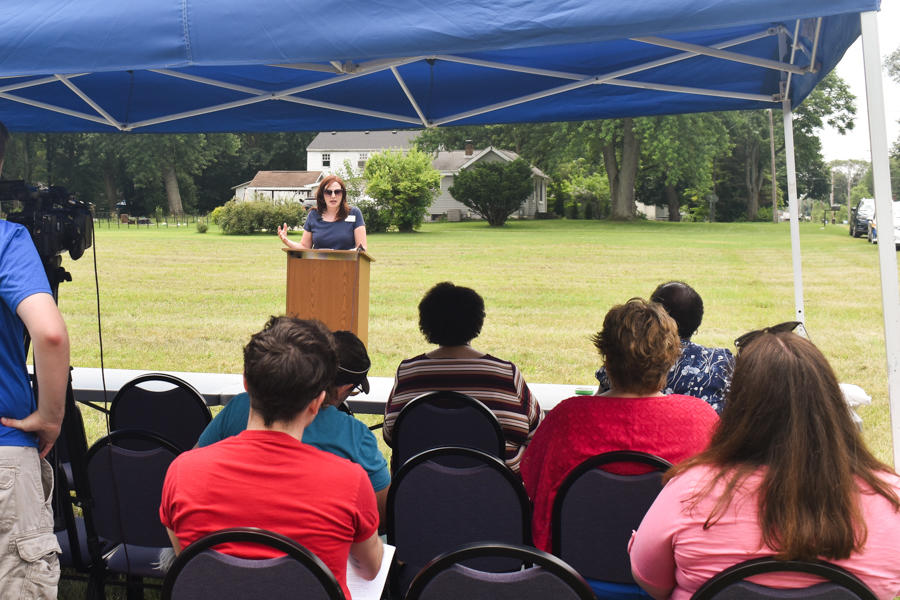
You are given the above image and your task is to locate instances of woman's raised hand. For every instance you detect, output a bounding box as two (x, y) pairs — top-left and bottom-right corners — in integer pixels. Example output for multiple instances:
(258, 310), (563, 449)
(277, 223), (290, 246)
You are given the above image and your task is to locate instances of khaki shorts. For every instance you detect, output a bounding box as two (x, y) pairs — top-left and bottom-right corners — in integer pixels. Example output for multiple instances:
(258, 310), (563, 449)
(0, 446), (61, 600)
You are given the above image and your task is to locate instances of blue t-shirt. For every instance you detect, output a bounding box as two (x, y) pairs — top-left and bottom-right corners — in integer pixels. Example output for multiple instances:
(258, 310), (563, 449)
(302, 206), (365, 250)
(0, 221), (52, 448)
(197, 392), (390, 492)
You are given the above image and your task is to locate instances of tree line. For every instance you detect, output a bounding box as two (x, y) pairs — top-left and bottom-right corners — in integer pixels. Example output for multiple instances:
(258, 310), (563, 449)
(3, 71), (899, 223)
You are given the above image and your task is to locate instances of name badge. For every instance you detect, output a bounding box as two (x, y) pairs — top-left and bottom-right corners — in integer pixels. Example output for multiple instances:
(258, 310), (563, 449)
(346, 215), (356, 223)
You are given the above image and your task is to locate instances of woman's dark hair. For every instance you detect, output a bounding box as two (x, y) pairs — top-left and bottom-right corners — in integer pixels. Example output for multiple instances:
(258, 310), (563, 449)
(418, 282), (485, 346)
(315, 174), (350, 220)
(666, 331), (900, 561)
(650, 281), (703, 339)
(243, 317), (337, 427)
(592, 298), (681, 394)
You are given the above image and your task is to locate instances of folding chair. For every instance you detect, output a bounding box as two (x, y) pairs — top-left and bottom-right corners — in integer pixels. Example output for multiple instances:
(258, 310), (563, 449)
(691, 556), (879, 600)
(390, 391), (504, 472)
(387, 446), (531, 596)
(110, 373), (211, 451)
(85, 429), (182, 599)
(406, 542), (595, 600)
(161, 527), (345, 600)
(552, 450), (672, 596)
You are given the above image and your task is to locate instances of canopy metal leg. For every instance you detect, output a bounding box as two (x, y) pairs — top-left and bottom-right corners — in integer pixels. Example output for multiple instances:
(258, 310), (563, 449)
(860, 10), (900, 468)
(782, 99), (805, 323)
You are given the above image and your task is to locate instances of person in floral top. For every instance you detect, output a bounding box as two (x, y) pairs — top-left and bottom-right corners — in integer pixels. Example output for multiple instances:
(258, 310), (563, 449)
(596, 282), (733, 414)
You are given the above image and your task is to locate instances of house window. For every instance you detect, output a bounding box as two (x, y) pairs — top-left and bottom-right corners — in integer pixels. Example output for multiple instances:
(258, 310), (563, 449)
(358, 152), (368, 168)
(322, 153), (331, 167)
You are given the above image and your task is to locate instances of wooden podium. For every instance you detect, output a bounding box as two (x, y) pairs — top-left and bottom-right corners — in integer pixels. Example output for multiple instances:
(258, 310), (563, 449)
(284, 249), (374, 345)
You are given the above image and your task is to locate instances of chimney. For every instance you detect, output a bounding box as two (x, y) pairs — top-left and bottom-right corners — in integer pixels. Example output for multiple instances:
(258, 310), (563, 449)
(465, 140), (474, 156)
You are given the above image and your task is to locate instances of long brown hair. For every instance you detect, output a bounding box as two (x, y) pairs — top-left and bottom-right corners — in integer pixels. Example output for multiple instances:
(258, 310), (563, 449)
(666, 331), (899, 560)
(316, 174), (350, 220)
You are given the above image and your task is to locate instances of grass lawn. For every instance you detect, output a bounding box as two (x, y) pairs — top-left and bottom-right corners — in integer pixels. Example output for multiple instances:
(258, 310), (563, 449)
(56, 217), (898, 464)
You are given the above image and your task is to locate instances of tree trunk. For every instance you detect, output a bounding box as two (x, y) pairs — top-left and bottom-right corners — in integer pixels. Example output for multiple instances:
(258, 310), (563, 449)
(665, 184), (681, 222)
(161, 161), (184, 215)
(606, 118), (640, 220)
(103, 161), (118, 212)
(745, 139), (763, 221)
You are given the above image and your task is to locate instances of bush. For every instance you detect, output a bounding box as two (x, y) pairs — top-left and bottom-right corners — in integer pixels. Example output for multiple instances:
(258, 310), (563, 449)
(566, 201), (580, 219)
(210, 205), (225, 225)
(364, 148), (442, 232)
(215, 199), (307, 235)
(583, 201), (594, 220)
(357, 199), (392, 234)
(196, 221), (209, 233)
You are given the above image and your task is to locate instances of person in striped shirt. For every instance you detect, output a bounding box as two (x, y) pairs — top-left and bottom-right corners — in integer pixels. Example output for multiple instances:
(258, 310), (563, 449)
(383, 282), (542, 474)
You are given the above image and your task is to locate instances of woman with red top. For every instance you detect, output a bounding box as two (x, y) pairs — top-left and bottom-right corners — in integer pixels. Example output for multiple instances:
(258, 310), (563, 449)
(520, 298), (719, 597)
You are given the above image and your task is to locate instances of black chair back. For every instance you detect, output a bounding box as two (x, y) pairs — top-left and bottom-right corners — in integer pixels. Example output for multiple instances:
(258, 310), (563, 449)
(85, 429), (182, 549)
(387, 447), (531, 596)
(162, 528), (345, 600)
(691, 557), (879, 600)
(406, 542), (595, 600)
(552, 450), (672, 583)
(391, 391), (504, 472)
(110, 373), (211, 451)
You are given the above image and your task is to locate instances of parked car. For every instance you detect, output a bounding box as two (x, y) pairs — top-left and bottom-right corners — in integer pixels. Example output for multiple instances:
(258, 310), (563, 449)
(867, 201), (900, 248)
(850, 198), (875, 238)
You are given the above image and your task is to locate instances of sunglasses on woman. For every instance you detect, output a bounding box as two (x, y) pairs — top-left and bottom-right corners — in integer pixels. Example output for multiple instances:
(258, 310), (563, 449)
(323, 189), (344, 197)
(734, 321), (811, 354)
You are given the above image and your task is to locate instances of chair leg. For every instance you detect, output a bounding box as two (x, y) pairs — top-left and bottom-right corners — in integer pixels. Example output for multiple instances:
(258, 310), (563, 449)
(125, 575), (144, 600)
(85, 571), (106, 600)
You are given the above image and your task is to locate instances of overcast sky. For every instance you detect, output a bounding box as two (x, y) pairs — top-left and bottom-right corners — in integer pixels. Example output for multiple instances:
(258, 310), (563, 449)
(819, 4), (900, 163)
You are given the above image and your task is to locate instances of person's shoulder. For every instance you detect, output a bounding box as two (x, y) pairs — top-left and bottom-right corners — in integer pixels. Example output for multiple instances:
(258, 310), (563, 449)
(348, 206), (362, 216)
(685, 340), (734, 360)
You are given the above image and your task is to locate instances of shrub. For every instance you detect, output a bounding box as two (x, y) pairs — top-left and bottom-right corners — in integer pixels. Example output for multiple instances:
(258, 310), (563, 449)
(364, 148), (442, 232)
(210, 205), (225, 225)
(357, 199), (392, 234)
(196, 221), (209, 233)
(216, 199), (307, 235)
(566, 201), (580, 220)
(449, 158), (534, 227)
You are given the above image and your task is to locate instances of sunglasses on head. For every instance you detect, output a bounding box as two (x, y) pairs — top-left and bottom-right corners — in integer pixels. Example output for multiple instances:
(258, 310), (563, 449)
(733, 321), (810, 354)
(323, 189), (344, 197)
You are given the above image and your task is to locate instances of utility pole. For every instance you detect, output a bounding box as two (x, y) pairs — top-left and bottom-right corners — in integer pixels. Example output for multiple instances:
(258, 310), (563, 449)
(768, 109), (777, 223)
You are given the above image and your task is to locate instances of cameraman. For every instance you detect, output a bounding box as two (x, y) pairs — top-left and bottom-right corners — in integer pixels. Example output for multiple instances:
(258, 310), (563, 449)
(0, 121), (69, 600)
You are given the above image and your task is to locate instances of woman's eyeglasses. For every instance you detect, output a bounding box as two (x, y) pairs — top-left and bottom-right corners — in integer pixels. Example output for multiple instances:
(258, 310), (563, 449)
(734, 321), (810, 354)
(323, 189), (344, 197)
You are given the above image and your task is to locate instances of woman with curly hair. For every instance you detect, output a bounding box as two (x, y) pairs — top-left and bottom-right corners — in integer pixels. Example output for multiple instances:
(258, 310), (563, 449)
(521, 298), (719, 562)
(629, 327), (900, 600)
(383, 282), (542, 474)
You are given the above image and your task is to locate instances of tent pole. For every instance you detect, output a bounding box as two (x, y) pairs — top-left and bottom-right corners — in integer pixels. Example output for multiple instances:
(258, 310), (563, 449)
(860, 10), (900, 468)
(781, 98), (805, 324)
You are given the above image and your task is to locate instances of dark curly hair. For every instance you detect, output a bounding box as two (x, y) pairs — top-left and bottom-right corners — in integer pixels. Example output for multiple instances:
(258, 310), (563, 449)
(243, 317), (337, 427)
(650, 281), (704, 339)
(418, 282), (485, 346)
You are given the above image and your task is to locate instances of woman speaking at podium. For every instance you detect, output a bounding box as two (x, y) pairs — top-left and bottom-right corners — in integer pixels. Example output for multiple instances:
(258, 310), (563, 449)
(278, 174), (367, 251)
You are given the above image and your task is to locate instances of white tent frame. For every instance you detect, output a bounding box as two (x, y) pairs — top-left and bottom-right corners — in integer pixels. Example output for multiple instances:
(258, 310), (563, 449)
(3, 12), (897, 465)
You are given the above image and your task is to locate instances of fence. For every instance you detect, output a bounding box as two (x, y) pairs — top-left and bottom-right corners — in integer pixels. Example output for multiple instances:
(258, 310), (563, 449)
(92, 211), (210, 229)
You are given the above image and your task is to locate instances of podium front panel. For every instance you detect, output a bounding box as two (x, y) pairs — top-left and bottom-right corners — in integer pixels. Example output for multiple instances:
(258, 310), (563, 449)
(285, 250), (371, 345)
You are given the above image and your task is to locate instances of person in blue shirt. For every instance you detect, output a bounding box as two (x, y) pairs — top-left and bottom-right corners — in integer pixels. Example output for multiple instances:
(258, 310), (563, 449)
(596, 281), (734, 414)
(198, 330), (389, 523)
(0, 121), (71, 599)
(278, 174), (367, 251)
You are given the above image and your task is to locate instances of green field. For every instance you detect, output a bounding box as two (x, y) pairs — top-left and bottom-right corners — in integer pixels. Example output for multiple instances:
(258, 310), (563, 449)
(56, 218), (898, 463)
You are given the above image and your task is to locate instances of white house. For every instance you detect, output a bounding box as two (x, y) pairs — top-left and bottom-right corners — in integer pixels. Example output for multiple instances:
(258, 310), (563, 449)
(233, 171), (323, 203)
(431, 144), (548, 219)
(306, 130), (420, 175)
(306, 132), (548, 219)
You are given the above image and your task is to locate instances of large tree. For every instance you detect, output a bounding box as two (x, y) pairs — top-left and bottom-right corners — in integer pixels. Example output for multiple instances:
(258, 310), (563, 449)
(573, 118), (642, 220)
(449, 158), (534, 226)
(122, 134), (239, 214)
(363, 148), (441, 232)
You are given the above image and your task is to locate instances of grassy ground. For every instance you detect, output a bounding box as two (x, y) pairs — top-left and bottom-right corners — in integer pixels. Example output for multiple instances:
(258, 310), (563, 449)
(57, 218), (897, 462)
(54, 217), (898, 599)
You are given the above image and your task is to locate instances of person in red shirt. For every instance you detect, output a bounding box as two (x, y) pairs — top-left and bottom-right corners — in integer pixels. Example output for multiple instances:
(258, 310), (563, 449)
(521, 298), (719, 562)
(160, 317), (383, 600)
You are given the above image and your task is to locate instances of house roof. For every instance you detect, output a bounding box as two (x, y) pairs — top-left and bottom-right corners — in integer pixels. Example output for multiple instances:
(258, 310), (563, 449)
(433, 147), (548, 179)
(307, 130), (421, 152)
(247, 171), (322, 188)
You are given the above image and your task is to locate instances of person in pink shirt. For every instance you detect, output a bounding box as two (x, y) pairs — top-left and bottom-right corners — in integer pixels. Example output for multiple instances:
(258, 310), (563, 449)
(629, 326), (900, 600)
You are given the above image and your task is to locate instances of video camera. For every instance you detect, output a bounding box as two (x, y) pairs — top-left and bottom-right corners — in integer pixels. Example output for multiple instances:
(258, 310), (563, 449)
(1, 180), (92, 262)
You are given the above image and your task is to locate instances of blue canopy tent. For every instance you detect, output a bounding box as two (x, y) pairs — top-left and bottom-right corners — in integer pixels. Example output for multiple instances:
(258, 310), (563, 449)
(0, 0), (897, 464)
